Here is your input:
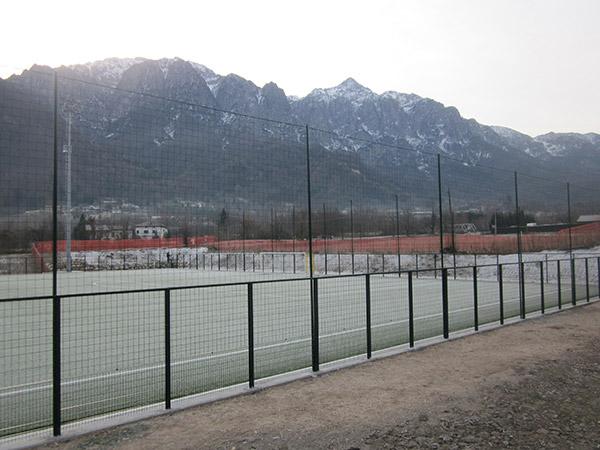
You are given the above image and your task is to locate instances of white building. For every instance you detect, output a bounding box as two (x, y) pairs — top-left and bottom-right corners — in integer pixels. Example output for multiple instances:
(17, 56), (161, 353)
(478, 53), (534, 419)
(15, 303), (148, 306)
(577, 215), (600, 224)
(135, 224), (168, 239)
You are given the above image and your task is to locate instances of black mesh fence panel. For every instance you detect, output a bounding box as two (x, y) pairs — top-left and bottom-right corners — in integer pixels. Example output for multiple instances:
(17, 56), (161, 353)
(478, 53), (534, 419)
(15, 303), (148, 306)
(171, 285), (247, 398)
(61, 292), (164, 424)
(0, 298), (52, 437)
(253, 279), (312, 379)
(1, 69), (599, 440)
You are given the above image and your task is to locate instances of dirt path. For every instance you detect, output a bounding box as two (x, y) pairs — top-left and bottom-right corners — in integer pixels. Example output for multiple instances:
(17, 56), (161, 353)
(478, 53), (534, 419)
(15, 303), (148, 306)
(37, 302), (600, 450)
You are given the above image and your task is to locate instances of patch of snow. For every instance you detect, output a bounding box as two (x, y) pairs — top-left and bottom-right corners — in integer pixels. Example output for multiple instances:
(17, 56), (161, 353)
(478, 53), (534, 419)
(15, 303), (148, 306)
(189, 62), (222, 94)
(69, 57), (147, 86)
(540, 141), (566, 156)
(221, 112), (236, 125)
(405, 136), (422, 147)
(381, 91), (422, 112)
(491, 125), (523, 139)
(305, 78), (375, 108)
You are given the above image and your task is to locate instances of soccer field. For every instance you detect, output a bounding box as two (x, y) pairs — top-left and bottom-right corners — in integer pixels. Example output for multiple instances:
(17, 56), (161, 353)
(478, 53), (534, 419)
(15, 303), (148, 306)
(0, 268), (594, 437)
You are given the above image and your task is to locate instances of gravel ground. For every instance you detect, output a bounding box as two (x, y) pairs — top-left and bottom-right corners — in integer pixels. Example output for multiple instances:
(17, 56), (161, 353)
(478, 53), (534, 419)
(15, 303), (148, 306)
(31, 301), (600, 450)
(359, 340), (600, 449)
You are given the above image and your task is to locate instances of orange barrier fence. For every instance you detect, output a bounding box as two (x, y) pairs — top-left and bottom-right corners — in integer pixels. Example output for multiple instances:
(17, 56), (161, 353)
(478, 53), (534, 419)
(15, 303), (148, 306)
(32, 225), (599, 257)
(32, 236), (217, 255)
(217, 226), (600, 254)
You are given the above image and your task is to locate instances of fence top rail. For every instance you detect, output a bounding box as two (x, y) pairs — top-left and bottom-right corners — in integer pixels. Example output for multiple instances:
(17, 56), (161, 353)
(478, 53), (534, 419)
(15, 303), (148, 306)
(0, 255), (596, 304)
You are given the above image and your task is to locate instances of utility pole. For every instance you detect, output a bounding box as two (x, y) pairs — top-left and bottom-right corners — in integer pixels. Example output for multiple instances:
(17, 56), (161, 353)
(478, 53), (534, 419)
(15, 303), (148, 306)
(63, 112), (73, 272)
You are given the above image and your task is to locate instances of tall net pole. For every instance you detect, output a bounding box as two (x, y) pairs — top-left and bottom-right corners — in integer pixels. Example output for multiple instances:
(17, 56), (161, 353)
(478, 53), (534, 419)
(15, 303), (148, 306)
(64, 112), (72, 272)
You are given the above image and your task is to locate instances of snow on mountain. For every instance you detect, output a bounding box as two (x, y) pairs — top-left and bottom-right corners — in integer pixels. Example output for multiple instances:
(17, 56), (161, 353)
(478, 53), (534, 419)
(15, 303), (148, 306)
(67, 57), (148, 85)
(305, 78), (376, 107)
(189, 62), (222, 93)
(380, 91), (423, 112)
(535, 132), (600, 157)
(2, 56), (599, 209)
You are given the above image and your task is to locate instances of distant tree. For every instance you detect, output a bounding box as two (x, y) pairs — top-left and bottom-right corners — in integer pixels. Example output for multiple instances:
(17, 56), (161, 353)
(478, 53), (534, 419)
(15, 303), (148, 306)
(218, 208), (228, 227)
(73, 214), (90, 240)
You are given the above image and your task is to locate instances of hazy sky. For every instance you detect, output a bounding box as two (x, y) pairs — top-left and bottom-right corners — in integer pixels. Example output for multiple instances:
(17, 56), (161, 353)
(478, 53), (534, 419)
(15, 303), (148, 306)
(2, 0), (599, 136)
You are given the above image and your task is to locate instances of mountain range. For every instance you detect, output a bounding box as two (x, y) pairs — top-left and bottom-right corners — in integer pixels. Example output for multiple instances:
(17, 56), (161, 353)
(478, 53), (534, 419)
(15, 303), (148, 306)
(1, 57), (598, 212)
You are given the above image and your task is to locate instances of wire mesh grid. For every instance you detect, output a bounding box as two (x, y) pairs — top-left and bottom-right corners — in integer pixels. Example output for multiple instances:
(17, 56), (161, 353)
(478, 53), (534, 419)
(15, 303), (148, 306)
(171, 285), (247, 398)
(370, 275), (409, 352)
(51, 73), (309, 296)
(410, 271), (444, 341)
(446, 274), (476, 333)
(318, 276), (367, 364)
(0, 299), (52, 437)
(253, 279), (312, 379)
(0, 70), (54, 300)
(60, 292), (164, 424)
(1, 67), (600, 440)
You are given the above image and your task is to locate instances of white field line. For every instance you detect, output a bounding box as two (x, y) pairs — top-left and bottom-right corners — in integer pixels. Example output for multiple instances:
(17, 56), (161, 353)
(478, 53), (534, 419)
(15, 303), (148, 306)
(0, 288), (551, 400)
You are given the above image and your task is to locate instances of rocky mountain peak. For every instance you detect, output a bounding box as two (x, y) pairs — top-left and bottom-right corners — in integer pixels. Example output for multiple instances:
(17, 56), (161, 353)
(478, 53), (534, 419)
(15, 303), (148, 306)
(2, 56), (598, 205)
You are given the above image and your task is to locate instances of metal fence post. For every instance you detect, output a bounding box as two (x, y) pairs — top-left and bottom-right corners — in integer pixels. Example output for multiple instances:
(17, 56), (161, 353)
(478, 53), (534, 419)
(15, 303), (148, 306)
(498, 264), (504, 325)
(52, 295), (61, 436)
(442, 268), (449, 338)
(164, 289), (171, 409)
(520, 262), (526, 319)
(311, 278), (319, 371)
(416, 254), (419, 278)
(247, 283), (254, 388)
(306, 126), (318, 372)
(571, 258), (576, 306)
(473, 266), (478, 331)
(437, 154), (445, 267)
(323, 203), (328, 275)
(408, 271), (414, 348)
(242, 210), (246, 272)
(557, 260), (562, 309)
(350, 199), (355, 274)
(585, 258), (590, 302)
(292, 205), (296, 274)
(540, 261), (545, 314)
(52, 71), (61, 438)
(514, 172), (524, 319)
(366, 274), (372, 358)
(395, 194), (401, 278)
(597, 257), (600, 298)
(567, 183), (573, 258)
